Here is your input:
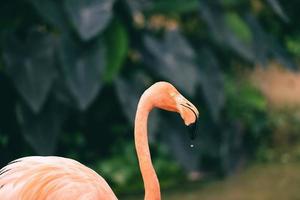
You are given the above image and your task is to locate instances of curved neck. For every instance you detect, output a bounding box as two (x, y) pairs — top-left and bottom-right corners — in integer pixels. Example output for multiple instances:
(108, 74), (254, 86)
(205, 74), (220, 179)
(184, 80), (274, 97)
(134, 93), (161, 200)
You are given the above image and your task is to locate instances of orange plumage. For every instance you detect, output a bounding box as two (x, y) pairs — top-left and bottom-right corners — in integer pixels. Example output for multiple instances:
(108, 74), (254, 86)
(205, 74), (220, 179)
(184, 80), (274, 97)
(0, 157), (117, 199)
(0, 82), (199, 200)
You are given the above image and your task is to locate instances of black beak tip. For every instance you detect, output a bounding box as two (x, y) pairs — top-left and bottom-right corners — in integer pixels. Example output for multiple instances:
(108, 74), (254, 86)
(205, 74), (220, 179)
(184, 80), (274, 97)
(187, 118), (198, 140)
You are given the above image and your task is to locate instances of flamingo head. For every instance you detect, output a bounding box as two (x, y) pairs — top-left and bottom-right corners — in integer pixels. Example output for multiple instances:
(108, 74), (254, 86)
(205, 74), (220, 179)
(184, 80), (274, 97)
(147, 81), (199, 139)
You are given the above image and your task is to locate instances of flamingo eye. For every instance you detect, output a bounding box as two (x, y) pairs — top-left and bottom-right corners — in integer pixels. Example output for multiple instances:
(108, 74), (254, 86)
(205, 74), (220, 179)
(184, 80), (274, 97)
(170, 92), (176, 97)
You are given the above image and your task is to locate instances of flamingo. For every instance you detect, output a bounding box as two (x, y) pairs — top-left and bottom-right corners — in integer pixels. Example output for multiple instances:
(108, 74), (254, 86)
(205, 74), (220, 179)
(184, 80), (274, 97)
(0, 81), (199, 200)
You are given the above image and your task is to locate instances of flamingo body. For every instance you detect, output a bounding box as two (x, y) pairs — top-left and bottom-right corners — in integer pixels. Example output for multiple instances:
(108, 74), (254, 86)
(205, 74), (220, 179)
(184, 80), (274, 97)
(0, 156), (117, 200)
(0, 82), (199, 200)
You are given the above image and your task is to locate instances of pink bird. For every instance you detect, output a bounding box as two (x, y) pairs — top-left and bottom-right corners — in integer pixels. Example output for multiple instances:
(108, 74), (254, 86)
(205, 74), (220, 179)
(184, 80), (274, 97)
(0, 82), (199, 200)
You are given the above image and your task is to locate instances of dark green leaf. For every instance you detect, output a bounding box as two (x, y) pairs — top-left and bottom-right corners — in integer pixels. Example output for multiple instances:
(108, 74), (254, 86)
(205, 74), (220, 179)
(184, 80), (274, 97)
(126, 0), (198, 14)
(150, 0), (199, 14)
(286, 37), (300, 58)
(16, 100), (65, 155)
(225, 12), (252, 44)
(52, 73), (78, 107)
(58, 35), (106, 110)
(243, 14), (269, 65)
(29, 0), (68, 30)
(3, 31), (57, 113)
(115, 72), (159, 140)
(199, 2), (255, 61)
(115, 72), (151, 123)
(125, 0), (152, 13)
(198, 1), (226, 43)
(144, 30), (199, 96)
(0, 56), (3, 72)
(198, 49), (225, 122)
(64, 0), (115, 41)
(266, 0), (289, 23)
(103, 19), (128, 82)
(245, 14), (296, 69)
(221, 0), (247, 7)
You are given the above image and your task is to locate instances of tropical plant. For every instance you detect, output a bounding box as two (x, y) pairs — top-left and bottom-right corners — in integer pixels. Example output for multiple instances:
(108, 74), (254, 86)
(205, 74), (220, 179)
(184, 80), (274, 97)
(0, 0), (298, 191)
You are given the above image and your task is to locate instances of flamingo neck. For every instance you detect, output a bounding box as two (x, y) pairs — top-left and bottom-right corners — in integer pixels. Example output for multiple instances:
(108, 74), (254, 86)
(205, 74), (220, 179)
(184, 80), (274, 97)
(134, 93), (161, 200)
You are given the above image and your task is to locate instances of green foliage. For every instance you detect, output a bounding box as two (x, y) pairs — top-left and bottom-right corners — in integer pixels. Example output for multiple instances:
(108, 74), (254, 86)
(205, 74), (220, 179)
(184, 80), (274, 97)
(104, 19), (129, 82)
(224, 74), (270, 159)
(0, 0), (298, 194)
(96, 142), (182, 193)
(58, 35), (106, 110)
(257, 109), (300, 163)
(225, 12), (253, 44)
(222, 0), (247, 7)
(0, 134), (8, 148)
(3, 31), (57, 113)
(286, 36), (300, 58)
(225, 76), (267, 122)
(149, 0), (199, 14)
(0, 56), (3, 72)
(64, 0), (115, 41)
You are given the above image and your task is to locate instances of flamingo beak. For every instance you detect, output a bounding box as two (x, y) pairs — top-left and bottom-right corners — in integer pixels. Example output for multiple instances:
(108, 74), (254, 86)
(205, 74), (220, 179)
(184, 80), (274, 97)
(175, 95), (199, 140)
(187, 115), (198, 140)
(180, 104), (199, 140)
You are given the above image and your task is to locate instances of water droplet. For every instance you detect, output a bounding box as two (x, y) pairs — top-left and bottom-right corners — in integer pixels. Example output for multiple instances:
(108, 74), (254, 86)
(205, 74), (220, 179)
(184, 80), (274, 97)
(190, 144), (194, 148)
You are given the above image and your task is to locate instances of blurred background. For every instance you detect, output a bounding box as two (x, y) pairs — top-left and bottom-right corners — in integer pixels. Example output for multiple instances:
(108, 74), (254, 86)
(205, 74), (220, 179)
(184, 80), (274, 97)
(1, 0), (300, 199)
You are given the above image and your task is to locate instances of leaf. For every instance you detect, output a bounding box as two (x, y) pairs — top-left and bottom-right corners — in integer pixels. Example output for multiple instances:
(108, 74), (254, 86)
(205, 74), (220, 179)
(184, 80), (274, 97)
(198, 2), (255, 62)
(115, 72), (159, 141)
(270, 36), (297, 69)
(64, 0), (115, 41)
(29, 0), (68, 30)
(144, 30), (199, 96)
(52, 72), (78, 107)
(126, 0), (198, 14)
(199, 2), (294, 67)
(198, 49), (225, 122)
(103, 19), (128, 82)
(0, 56), (3, 72)
(125, 0), (153, 13)
(58, 35), (106, 110)
(198, 1), (225, 43)
(286, 37), (300, 58)
(16, 100), (65, 155)
(244, 14), (272, 65)
(245, 14), (296, 69)
(149, 0), (199, 14)
(3, 31), (57, 113)
(225, 12), (252, 44)
(221, 0), (246, 7)
(266, 0), (289, 23)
